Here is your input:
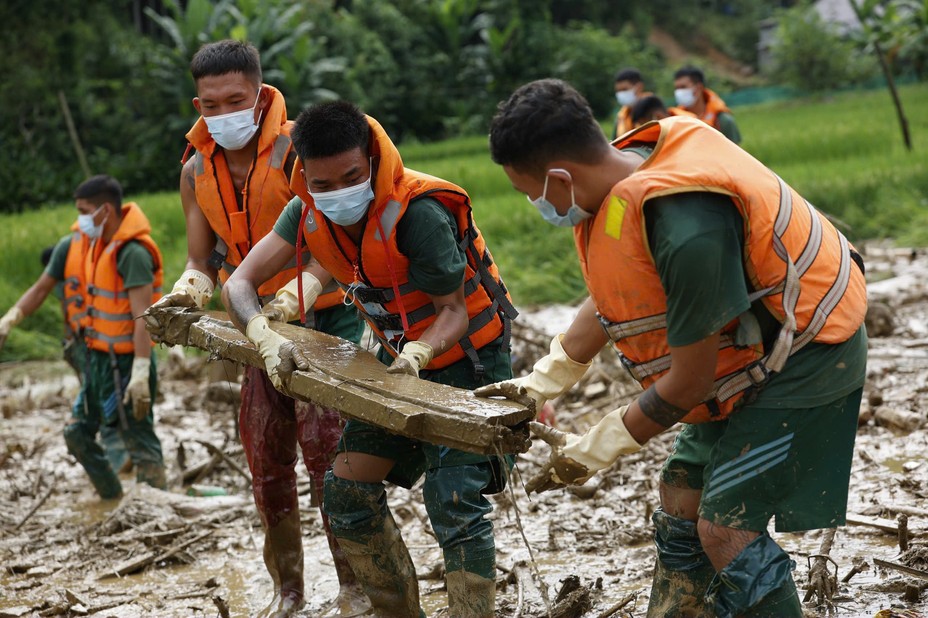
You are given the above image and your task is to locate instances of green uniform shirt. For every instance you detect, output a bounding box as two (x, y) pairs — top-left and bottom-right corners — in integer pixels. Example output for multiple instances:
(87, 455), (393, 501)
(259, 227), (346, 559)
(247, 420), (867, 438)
(275, 195), (509, 386)
(644, 191), (866, 409)
(716, 112), (741, 144)
(45, 234), (72, 282)
(115, 241), (155, 289)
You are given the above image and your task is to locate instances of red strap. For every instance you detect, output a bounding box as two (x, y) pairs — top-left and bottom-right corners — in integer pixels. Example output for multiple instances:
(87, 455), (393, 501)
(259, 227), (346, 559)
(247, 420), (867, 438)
(295, 203), (311, 326)
(374, 217), (410, 333)
(180, 143), (193, 166)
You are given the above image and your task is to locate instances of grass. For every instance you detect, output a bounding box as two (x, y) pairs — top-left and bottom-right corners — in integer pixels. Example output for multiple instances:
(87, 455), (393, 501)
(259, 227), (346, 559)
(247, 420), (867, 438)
(2, 82), (926, 361)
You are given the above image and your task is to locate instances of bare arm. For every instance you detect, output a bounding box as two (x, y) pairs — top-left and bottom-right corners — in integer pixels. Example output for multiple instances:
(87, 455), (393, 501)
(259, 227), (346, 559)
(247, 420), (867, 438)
(560, 296), (610, 363)
(13, 273), (59, 317)
(180, 158), (219, 281)
(416, 284), (469, 357)
(222, 230), (296, 332)
(623, 330), (722, 444)
(128, 283), (155, 358)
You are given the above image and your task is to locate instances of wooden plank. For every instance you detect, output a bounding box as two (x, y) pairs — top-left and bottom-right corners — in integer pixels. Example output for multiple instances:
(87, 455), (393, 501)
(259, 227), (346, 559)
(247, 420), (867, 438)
(149, 308), (532, 455)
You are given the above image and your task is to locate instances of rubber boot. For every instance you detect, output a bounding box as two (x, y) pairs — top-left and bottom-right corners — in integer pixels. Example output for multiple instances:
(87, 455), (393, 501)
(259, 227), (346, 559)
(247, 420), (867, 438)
(706, 532), (802, 618)
(100, 423), (131, 474)
(445, 570), (496, 618)
(135, 460), (167, 490)
(257, 508), (305, 618)
(324, 473), (421, 618)
(646, 509), (715, 618)
(63, 422), (123, 499)
(317, 480), (371, 617)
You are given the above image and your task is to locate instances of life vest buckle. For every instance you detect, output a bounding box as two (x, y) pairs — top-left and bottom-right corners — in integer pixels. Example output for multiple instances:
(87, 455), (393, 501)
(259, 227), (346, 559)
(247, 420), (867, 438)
(744, 360), (772, 387)
(368, 312), (403, 332)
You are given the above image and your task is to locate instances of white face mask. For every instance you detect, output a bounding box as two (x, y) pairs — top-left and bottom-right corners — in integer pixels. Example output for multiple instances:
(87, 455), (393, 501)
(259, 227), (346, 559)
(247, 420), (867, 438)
(203, 89), (263, 150)
(78, 205), (108, 239)
(528, 169), (592, 228)
(309, 161), (375, 226)
(674, 87), (696, 108)
(616, 89), (637, 107)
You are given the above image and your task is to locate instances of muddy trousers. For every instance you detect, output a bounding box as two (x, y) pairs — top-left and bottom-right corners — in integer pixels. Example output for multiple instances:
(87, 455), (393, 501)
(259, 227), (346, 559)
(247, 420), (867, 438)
(239, 367), (356, 614)
(324, 463), (499, 618)
(706, 532), (802, 618)
(64, 350), (164, 499)
(646, 509), (716, 618)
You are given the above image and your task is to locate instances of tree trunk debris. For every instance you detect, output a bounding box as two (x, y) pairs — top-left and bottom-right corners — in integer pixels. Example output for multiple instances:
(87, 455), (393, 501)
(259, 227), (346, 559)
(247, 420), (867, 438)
(145, 307), (532, 455)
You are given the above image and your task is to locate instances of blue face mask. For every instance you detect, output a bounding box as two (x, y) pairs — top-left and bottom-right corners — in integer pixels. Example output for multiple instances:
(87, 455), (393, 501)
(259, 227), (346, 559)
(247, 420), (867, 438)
(528, 169), (592, 227)
(77, 205), (108, 239)
(308, 161), (375, 226)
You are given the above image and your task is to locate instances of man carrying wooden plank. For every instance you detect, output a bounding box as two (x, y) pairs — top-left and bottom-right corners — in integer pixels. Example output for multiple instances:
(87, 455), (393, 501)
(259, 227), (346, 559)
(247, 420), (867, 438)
(143, 41), (366, 618)
(484, 79), (867, 617)
(222, 100), (519, 618)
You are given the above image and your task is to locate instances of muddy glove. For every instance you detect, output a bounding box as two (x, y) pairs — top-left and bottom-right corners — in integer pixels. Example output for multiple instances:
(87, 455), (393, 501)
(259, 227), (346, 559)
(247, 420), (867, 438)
(473, 333), (591, 415)
(525, 405), (641, 493)
(144, 269), (214, 341)
(386, 340), (434, 376)
(0, 306), (24, 351)
(262, 272), (322, 323)
(123, 357), (152, 420)
(246, 314), (291, 389)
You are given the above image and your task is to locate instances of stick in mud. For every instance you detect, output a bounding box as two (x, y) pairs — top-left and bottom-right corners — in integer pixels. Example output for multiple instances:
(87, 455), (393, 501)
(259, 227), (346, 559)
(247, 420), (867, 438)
(14, 476), (56, 530)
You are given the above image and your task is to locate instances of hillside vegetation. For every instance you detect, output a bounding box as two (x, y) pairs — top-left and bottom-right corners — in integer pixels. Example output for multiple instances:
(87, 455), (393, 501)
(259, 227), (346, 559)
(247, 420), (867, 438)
(1, 82), (926, 361)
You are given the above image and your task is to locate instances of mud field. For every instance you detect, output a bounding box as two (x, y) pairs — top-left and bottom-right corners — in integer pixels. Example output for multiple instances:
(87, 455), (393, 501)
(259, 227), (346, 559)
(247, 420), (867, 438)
(1, 243), (927, 618)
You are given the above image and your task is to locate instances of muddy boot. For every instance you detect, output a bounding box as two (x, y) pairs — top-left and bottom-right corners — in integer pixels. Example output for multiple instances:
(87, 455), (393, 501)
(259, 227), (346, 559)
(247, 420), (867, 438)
(64, 422), (123, 499)
(100, 423), (131, 474)
(706, 533), (801, 618)
(258, 509), (305, 618)
(317, 480), (371, 617)
(646, 509), (715, 618)
(135, 460), (167, 490)
(324, 473), (420, 618)
(445, 570), (496, 618)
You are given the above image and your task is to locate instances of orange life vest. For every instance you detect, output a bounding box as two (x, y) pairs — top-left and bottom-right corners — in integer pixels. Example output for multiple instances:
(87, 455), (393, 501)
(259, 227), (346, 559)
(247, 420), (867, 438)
(62, 224), (92, 338)
(289, 116), (518, 372)
(185, 85), (342, 308)
(576, 117), (867, 423)
(697, 87), (732, 131)
(84, 203), (164, 355)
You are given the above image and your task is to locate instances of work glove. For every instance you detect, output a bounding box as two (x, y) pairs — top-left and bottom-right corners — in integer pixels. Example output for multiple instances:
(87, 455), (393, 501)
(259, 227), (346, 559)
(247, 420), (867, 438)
(386, 340), (434, 376)
(262, 272), (322, 323)
(473, 333), (591, 415)
(525, 404), (641, 493)
(0, 306), (24, 351)
(246, 314), (292, 389)
(123, 356), (152, 420)
(144, 269), (215, 341)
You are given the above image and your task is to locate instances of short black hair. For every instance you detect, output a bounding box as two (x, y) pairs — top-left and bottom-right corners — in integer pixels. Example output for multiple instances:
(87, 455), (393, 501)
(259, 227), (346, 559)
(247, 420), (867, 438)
(489, 78), (609, 175)
(614, 68), (642, 84)
(74, 174), (123, 208)
(631, 95), (668, 125)
(291, 101), (370, 160)
(190, 40), (262, 86)
(40, 246), (54, 267)
(674, 65), (705, 84)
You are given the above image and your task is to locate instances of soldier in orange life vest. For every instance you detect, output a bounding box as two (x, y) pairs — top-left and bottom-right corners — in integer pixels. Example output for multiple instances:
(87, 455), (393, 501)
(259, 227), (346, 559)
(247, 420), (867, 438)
(673, 65), (742, 144)
(142, 40), (367, 618)
(484, 79), (867, 617)
(62, 175), (167, 499)
(611, 67), (652, 140)
(221, 100), (519, 618)
(0, 230), (130, 474)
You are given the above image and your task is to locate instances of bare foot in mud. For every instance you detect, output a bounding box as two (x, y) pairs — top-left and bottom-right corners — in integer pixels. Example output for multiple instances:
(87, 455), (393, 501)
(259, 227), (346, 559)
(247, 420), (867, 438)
(320, 582), (373, 617)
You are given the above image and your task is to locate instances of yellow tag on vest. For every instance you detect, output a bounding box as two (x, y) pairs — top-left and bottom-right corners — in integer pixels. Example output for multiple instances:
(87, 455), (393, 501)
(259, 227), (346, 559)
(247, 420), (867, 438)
(605, 195), (627, 240)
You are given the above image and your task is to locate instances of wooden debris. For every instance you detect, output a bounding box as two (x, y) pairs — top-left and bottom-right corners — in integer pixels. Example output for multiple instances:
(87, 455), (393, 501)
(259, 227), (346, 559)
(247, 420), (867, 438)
(195, 440), (251, 485)
(874, 558), (928, 581)
(804, 528), (838, 606)
(841, 558), (870, 583)
(14, 477), (55, 530)
(147, 307), (532, 454)
(100, 530), (214, 579)
(597, 593), (637, 618)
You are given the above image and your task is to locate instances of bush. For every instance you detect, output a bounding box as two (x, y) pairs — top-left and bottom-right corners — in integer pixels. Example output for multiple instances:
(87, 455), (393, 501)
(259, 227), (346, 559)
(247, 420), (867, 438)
(771, 4), (878, 92)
